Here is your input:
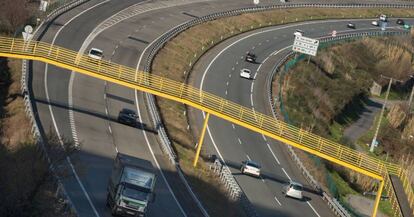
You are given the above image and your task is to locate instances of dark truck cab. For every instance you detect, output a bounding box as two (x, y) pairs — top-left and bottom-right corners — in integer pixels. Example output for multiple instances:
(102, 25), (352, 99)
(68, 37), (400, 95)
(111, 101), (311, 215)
(107, 153), (156, 217)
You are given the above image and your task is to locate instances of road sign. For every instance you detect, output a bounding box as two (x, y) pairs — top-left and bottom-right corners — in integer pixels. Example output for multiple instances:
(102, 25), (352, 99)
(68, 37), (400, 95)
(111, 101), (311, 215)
(292, 36), (319, 56)
(24, 25), (33, 34)
(331, 30), (337, 37)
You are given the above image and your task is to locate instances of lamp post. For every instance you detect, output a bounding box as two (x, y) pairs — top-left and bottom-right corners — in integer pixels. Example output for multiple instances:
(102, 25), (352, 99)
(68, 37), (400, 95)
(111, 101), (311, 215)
(370, 75), (401, 152)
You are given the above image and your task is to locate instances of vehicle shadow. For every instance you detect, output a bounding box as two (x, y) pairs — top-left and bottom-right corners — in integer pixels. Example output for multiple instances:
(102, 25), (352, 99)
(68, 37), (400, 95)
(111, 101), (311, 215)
(34, 97), (158, 134)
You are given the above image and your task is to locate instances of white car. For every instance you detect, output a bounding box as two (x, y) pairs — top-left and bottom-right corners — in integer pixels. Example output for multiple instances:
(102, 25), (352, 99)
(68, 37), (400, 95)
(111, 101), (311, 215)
(379, 14), (387, 22)
(240, 160), (261, 177)
(371, 21), (379, 26)
(240, 68), (252, 79)
(283, 181), (304, 200)
(293, 29), (304, 37)
(88, 48), (103, 60)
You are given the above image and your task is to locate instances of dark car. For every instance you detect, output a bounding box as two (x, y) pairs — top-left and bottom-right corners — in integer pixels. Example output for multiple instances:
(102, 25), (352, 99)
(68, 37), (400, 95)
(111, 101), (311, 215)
(245, 52), (257, 63)
(397, 19), (405, 25)
(347, 22), (356, 29)
(118, 108), (139, 127)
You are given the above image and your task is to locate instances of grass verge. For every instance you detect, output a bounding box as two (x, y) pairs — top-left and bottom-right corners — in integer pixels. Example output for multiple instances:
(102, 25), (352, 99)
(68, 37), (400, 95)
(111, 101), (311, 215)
(0, 58), (75, 217)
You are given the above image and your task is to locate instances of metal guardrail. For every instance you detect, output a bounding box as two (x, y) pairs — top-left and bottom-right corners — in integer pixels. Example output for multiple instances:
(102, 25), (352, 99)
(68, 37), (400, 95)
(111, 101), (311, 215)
(210, 159), (259, 217)
(268, 30), (410, 217)
(20, 1), (91, 216)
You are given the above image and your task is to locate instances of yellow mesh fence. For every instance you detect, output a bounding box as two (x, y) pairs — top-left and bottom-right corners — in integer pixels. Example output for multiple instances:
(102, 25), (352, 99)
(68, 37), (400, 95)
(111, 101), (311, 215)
(0, 36), (413, 216)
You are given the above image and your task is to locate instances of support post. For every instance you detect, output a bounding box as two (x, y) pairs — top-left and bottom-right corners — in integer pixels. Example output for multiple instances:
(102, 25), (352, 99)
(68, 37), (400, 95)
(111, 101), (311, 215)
(193, 113), (210, 167)
(370, 78), (392, 152)
(372, 179), (384, 217)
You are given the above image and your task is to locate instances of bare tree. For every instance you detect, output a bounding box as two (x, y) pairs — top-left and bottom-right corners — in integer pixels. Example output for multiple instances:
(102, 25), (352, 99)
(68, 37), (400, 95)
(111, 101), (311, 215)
(0, 0), (30, 34)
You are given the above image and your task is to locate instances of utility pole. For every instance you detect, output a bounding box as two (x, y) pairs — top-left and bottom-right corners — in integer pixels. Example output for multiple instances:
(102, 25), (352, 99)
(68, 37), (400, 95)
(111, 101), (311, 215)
(408, 85), (414, 112)
(370, 77), (392, 152)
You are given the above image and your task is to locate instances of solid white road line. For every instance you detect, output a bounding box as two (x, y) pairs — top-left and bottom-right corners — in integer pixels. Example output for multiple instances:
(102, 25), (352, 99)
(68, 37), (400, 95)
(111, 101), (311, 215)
(267, 143), (281, 165)
(246, 154), (251, 160)
(44, 2), (109, 216)
(238, 138), (242, 144)
(282, 168), (292, 181)
(261, 134), (267, 141)
(135, 25), (188, 217)
(306, 201), (321, 217)
(274, 196), (282, 206)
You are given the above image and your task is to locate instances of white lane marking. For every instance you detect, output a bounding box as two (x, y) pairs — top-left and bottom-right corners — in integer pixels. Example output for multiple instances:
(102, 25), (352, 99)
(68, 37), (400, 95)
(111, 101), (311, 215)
(232, 124), (235, 129)
(281, 168), (292, 181)
(226, 81), (229, 86)
(135, 30), (187, 217)
(250, 93), (254, 107)
(235, 61), (238, 65)
(229, 74), (232, 78)
(261, 134), (267, 141)
(114, 146), (119, 153)
(246, 154), (251, 160)
(105, 107), (109, 115)
(108, 126), (112, 134)
(240, 56), (243, 59)
(274, 196), (282, 206)
(225, 90), (228, 95)
(250, 84), (254, 93)
(238, 138), (242, 144)
(45, 2), (109, 216)
(306, 201), (321, 217)
(232, 67), (234, 71)
(267, 143), (281, 165)
(261, 178), (265, 183)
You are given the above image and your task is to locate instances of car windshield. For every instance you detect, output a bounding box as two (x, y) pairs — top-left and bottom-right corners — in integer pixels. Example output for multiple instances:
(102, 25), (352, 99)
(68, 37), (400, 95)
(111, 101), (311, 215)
(122, 184), (150, 201)
(292, 184), (303, 191)
(90, 49), (102, 56)
(246, 161), (260, 168)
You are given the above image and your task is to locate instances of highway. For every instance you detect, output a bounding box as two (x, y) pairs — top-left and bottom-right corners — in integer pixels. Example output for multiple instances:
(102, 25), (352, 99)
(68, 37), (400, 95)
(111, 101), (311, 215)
(188, 19), (411, 217)
(28, 0), (414, 216)
(31, 0), (318, 216)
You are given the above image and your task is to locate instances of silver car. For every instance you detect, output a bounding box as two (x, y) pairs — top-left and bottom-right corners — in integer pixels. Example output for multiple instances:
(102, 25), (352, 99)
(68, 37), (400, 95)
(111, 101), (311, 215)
(240, 160), (261, 177)
(283, 181), (303, 200)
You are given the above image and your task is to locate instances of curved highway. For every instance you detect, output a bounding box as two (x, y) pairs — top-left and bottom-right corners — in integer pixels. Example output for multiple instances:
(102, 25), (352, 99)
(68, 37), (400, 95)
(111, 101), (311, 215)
(30, 0), (331, 216)
(188, 19), (410, 217)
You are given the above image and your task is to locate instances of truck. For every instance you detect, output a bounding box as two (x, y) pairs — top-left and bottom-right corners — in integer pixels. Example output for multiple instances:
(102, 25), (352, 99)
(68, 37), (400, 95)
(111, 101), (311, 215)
(107, 153), (156, 217)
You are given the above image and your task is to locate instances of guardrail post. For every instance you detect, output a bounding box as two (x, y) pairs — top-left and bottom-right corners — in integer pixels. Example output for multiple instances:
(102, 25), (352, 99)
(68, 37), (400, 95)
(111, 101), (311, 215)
(372, 179), (384, 217)
(193, 113), (210, 167)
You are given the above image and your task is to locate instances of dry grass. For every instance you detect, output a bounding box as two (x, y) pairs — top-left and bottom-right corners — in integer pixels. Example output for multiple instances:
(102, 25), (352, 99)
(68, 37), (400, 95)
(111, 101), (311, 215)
(0, 59), (75, 217)
(151, 7), (414, 216)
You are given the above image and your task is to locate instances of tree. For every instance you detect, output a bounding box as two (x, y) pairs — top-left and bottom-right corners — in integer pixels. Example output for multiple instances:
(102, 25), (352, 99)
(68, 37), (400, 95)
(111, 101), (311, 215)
(0, 0), (30, 34)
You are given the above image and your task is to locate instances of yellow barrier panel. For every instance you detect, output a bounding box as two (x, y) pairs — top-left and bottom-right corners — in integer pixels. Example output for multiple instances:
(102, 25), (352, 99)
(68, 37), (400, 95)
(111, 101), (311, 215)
(0, 36), (412, 216)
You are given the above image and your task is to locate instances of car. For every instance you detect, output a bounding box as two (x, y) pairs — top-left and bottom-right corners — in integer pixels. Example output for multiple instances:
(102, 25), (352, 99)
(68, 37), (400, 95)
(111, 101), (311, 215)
(245, 52), (257, 63)
(379, 14), (387, 22)
(403, 24), (411, 30)
(88, 48), (103, 60)
(282, 181), (304, 200)
(347, 22), (356, 29)
(293, 29), (304, 37)
(240, 160), (261, 177)
(371, 20), (379, 26)
(118, 108), (139, 127)
(240, 68), (252, 79)
(397, 19), (405, 25)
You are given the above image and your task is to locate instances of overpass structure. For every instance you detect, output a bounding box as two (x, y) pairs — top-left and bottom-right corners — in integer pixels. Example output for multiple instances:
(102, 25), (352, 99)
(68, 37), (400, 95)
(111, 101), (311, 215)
(0, 36), (412, 217)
